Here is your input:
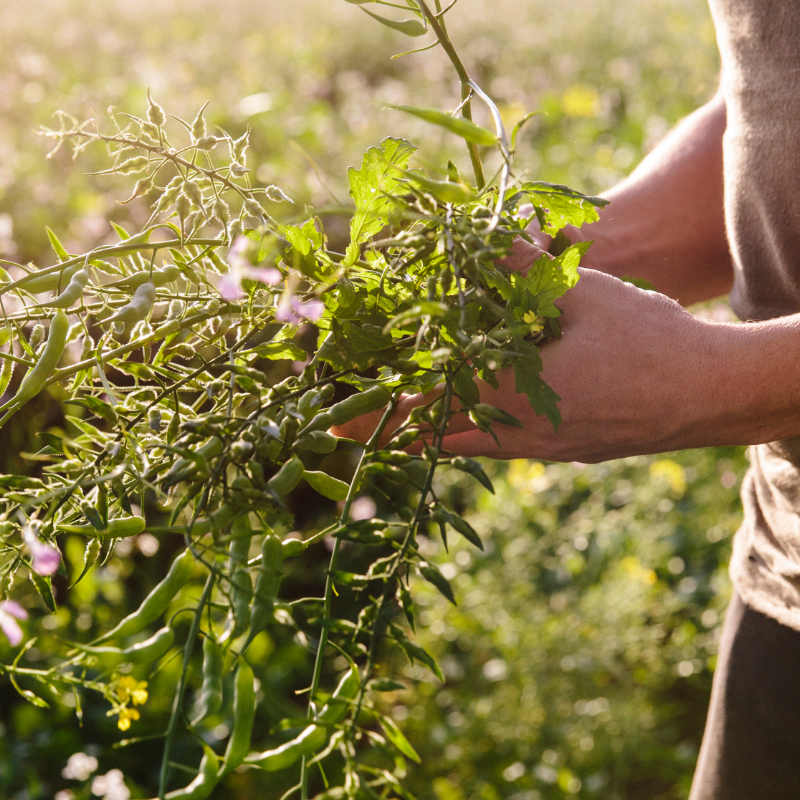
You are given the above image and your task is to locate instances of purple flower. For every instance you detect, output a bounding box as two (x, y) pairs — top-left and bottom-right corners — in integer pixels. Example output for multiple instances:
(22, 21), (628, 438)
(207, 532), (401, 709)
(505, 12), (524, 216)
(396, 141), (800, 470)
(0, 600), (28, 647)
(275, 296), (324, 324)
(23, 524), (61, 576)
(217, 236), (281, 301)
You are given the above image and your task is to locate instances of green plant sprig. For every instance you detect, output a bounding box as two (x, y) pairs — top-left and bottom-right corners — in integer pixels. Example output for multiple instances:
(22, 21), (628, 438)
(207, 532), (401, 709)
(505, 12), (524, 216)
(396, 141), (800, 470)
(0, 2), (609, 797)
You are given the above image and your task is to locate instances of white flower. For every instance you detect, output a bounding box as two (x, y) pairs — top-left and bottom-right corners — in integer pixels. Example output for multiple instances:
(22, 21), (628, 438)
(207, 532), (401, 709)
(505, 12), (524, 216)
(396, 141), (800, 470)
(62, 751), (99, 781)
(91, 769), (130, 800)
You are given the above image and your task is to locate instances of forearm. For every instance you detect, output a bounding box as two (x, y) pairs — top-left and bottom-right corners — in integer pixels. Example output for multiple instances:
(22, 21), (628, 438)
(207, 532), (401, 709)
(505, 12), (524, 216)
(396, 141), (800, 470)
(562, 92), (734, 305)
(685, 314), (800, 450)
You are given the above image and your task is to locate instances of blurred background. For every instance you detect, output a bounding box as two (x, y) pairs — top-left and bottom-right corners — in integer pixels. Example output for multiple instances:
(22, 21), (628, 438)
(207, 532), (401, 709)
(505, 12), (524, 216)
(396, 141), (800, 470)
(0, 1), (744, 799)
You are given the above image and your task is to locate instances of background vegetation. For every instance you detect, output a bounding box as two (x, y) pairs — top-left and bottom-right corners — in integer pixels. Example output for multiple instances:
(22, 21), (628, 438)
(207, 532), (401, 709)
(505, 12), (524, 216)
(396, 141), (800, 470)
(0, 1), (745, 798)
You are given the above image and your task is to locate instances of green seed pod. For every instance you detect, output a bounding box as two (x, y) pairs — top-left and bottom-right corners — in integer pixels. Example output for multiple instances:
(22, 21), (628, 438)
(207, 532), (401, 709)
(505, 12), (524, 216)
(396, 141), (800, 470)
(12, 262), (83, 296)
(104, 281), (156, 330)
(213, 198), (229, 225)
(300, 385), (392, 435)
(116, 156), (149, 175)
(194, 136), (218, 151)
(281, 538), (306, 558)
(227, 565), (252, 641)
(244, 534), (283, 648)
(109, 265), (180, 291)
(191, 104), (207, 139)
(147, 92), (166, 127)
(153, 185), (181, 215)
(93, 550), (194, 643)
(148, 408), (162, 433)
(317, 663), (360, 724)
(154, 743), (219, 800)
(294, 430), (338, 454)
(389, 428), (420, 449)
(193, 636), (224, 723)
(28, 324), (45, 350)
(162, 436), (224, 488)
(267, 456), (304, 497)
(245, 724), (328, 772)
(12, 309), (69, 407)
(176, 193), (192, 221)
(228, 219), (244, 240)
(243, 198), (265, 220)
(41, 267), (89, 309)
(184, 180), (204, 206)
(76, 625), (175, 668)
(219, 661), (256, 778)
(373, 450), (414, 465)
(231, 129), (250, 162)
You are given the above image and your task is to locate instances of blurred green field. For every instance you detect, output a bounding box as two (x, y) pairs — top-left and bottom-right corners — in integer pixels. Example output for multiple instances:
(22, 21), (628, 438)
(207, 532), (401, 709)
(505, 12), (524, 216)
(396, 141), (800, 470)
(0, 1), (741, 799)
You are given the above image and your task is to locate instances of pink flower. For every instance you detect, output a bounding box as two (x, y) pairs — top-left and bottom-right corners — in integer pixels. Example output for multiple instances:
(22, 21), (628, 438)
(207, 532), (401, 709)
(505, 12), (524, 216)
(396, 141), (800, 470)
(275, 296), (324, 324)
(23, 524), (61, 576)
(0, 600), (28, 646)
(217, 236), (281, 301)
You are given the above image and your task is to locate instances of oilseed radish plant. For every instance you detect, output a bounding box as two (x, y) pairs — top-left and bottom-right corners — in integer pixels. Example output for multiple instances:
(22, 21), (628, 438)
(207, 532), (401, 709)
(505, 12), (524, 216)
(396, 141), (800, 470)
(0, 1), (606, 797)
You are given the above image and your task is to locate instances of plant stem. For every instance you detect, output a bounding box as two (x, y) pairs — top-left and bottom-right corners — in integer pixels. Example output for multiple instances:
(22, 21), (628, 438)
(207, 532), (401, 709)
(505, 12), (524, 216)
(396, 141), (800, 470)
(300, 395), (399, 800)
(158, 570), (214, 800)
(417, 0), (485, 189)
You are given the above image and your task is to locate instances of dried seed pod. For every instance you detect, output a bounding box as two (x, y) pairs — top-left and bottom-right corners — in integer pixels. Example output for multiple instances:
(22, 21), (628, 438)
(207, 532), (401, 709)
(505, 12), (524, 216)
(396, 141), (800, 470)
(146, 91), (166, 127)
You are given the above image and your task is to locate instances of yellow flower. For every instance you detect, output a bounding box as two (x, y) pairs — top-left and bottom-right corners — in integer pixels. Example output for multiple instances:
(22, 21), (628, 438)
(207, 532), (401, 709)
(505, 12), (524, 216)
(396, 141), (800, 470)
(116, 676), (148, 706)
(116, 706), (140, 731)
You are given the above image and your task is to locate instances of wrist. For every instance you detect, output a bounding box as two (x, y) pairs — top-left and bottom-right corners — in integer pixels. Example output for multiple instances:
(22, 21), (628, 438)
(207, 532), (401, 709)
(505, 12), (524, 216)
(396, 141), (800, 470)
(682, 316), (800, 447)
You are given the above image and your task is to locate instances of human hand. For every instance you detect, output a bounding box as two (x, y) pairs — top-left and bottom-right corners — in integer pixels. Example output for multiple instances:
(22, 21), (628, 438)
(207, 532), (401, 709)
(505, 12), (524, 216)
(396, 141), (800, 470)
(333, 269), (725, 462)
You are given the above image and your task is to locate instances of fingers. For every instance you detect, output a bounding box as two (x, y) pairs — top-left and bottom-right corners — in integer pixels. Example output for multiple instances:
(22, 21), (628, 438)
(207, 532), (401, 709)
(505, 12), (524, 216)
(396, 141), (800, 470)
(496, 236), (550, 275)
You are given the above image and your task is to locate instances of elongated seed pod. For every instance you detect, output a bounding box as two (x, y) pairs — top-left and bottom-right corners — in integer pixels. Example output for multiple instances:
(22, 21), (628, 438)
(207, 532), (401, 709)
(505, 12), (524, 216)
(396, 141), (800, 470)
(75, 626), (175, 668)
(266, 456), (304, 496)
(10, 262), (84, 295)
(56, 516), (146, 538)
(242, 534), (282, 650)
(162, 437), (224, 488)
(193, 636), (224, 723)
(104, 281), (156, 329)
(108, 265), (180, 291)
(227, 565), (252, 641)
(40, 267), (89, 309)
(219, 661), (256, 778)
(317, 664), (360, 724)
(244, 724), (327, 772)
(148, 744), (219, 800)
(13, 309), (69, 406)
(299, 385), (391, 435)
(93, 549), (194, 643)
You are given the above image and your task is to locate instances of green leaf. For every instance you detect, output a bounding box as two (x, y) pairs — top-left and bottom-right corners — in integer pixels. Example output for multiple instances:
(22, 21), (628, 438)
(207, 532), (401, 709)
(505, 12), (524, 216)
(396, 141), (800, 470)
(450, 456), (495, 494)
(399, 169), (476, 205)
(304, 470), (350, 501)
(64, 397), (118, 426)
(393, 631), (444, 682)
(46, 227), (70, 261)
(513, 340), (562, 430)
(389, 105), (497, 147)
(361, 8), (427, 36)
(345, 137), (416, 267)
(620, 275), (657, 291)
(380, 715), (422, 762)
(419, 562), (456, 605)
(434, 508), (483, 550)
(249, 341), (308, 362)
(522, 241), (588, 318)
(30, 572), (56, 613)
(521, 180), (608, 235)
(452, 363), (480, 406)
